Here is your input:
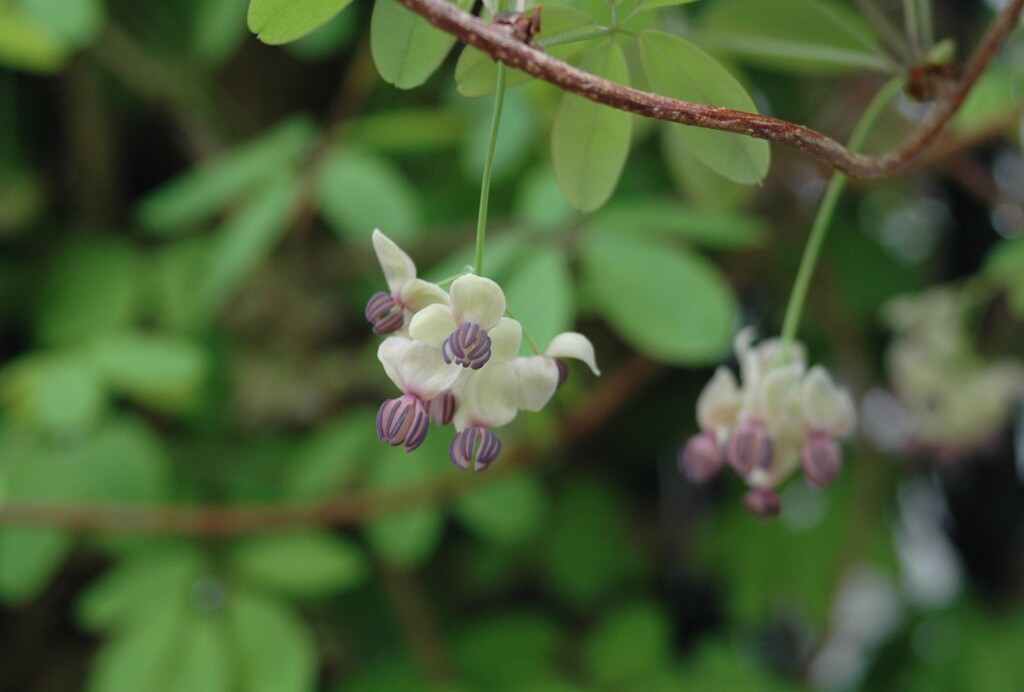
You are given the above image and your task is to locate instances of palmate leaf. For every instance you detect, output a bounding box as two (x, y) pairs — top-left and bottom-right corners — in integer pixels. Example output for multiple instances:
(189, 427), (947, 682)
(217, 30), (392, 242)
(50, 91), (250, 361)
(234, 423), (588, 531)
(371, 0), (474, 90)
(247, 0), (353, 45)
(639, 30), (770, 185)
(551, 40), (632, 212)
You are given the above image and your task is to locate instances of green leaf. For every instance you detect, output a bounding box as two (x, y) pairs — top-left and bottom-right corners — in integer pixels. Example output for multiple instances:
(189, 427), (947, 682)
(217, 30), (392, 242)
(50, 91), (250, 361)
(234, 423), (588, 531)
(502, 246), (574, 354)
(87, 331), (209, 413)
(700, 0), (890, 75)
(452, 613), (563, 687)
(639, 30), (769, 184)
(582, 234), (736, 363)
(454, 6), (596, 97)
(193, 0), (249, 66)
(282, 409), (378, 500)
(589, 200), (767, 249)
(370, 0), (473, 90)
(0, 529), (72, 602)
(454, 474), (547, 545)
(3, 352), (106, 436)
(36, 239), (140, 345)
(552, 40), (633, 212)
(514, 164), (575, 230)
(284, 9), (355, 59)
(459, 88), (537, 184)
(635, 0), (699, 12)
(584, 602), (673, 685)
(317, 148), (421, 244)
(228, 530), (368, 597)
(0, 7), (69, 72)
(349, 108), (469, 153)
(661, 127), (755, 209)
(986, 237), (1024, 318)
(149, 238), (215, 333)
(227, 590), (317, 692)
(164, 616), (231, 692)
(199, 177), (298, 317)
(136, 118), (315, 236)
(247, 0), (353, 45)
(15, 0), (104, 49)
(955, 67), (1023, 135)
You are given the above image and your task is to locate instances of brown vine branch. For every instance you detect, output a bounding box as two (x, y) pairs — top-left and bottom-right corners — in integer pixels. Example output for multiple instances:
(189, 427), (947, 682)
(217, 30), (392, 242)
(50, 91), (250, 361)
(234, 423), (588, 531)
(0, 357), (661, 535)
(396, 0), (1023, 178)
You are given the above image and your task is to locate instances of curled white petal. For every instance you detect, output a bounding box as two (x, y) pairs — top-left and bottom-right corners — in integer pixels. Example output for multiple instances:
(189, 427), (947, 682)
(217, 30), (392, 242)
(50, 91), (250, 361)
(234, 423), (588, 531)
(746, 363), (803, 432)
(546, 332), (600, 375)
(489, 318), (523, 361)
(512, 356), (559, 412)
(372, 229), (416, 296)
(409, 304), (456, 349)
(696, 366), (741, 430)
(395, 339), (462, 400)
(377, 336), (411, 392)
(450, 275), (506, 328)
(453, 362), (519, 430)
(800, 366), (856, 437)
(400, 279), (449, 314)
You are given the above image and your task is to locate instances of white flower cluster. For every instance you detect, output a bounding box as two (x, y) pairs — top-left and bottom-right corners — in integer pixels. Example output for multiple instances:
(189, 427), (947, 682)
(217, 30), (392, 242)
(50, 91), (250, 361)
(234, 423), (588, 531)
(680, 328), (856, 516)
(366, 230), (600, 471)
(884, 288), (1024, 460)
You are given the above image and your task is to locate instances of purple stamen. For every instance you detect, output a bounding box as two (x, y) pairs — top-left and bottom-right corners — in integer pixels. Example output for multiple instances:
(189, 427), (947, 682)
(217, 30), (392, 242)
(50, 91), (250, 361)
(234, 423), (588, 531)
(449, 426), (502, 472)
(555, 359), (569, 388)
(427, 390), (456, 426)
(376, 394), (429, 452)
(743, 488), (782, 518)
(801, 431), (843, 488)
(679, 430), (724, 483)
(365, 291), (403, 335)
(442, 322), (493, 369)
(726, 420), (773, 476)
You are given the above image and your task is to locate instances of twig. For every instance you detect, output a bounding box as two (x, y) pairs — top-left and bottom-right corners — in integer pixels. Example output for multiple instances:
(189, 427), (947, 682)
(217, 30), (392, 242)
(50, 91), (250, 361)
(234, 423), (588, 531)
(394, 0), (1023, 178)
(0, 356), (660, 535)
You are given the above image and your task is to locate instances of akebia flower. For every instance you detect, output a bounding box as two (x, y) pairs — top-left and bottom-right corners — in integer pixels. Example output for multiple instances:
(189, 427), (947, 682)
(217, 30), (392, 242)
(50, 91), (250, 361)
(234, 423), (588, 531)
(511, 332), (601, 412)
(678, 328), (856, 517)
(365, 230), (448, 335)
(409, 274), (521, 370)
(450, 362), (521, 471)
(376, 337), (461, 451)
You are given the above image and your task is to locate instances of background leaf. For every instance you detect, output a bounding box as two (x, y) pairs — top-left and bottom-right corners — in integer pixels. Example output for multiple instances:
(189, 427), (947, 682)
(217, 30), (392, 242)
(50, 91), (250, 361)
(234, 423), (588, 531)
(248, 0), (354, 45)
(370, 0), (473, 90)
(228, 531), (368, 597)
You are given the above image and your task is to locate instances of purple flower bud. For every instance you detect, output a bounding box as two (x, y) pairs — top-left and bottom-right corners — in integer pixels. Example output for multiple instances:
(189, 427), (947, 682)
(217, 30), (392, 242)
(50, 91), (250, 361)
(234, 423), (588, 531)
(428, 390), (456, 426)
(726, 420), (773, 476)
(442, 322), (492, 370)
(555, 359), (569, 388)
(679, 431), (724, 482)
(366, 291), (403, 335)
(743, 488), (782, 518)
(450, 426), (502, 472)
(801, 431), (843, 488)
(376, 394), (429, 452)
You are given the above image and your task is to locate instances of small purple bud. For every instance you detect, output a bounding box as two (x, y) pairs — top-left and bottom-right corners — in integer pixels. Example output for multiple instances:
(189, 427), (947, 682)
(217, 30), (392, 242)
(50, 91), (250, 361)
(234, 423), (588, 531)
(726, 420), (773, 476)
(366, 291), (403, 335)
(442, 322), (492, 370)
(743, 488), (782, 518)
(449, 426), (502, 472)
(679, 431), (724, 482)
(376, 394), (429, 452)
(555, 359), (569, 388)
(427, 390), (456, 426)
(801, 431), (843, 488)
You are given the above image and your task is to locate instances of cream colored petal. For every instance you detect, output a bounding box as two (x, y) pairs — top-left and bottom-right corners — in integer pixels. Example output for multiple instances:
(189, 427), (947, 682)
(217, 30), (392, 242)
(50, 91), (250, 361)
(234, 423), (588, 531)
(734, 327), (758, 385)
(400, 279), (449, 313)
(396, 340), (462, 400)
(545, 332), (600, 375)
(452, 362), (519, 430)
(748, 363), (802, 427)
(489, 318), (522, 362)
(372, 229), (416, 295)
(696, 366), (741, 430)
(409, 304), (456, 349)
(512, 356), (559, 412)
(377, 337), (411, 392)
(450, 274), (506, 328)
(800, 366), (856, 437)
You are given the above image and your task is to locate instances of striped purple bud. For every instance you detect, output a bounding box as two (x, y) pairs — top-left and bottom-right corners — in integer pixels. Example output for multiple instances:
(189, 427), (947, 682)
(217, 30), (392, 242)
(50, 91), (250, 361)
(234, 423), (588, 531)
(428, 390), (456, 426)
(376, 394), (429, 452)
(726, 420), (773, 476)
(555, 359), (570, 388)
(442, 322), (492, 370)
(366, 291), (403, 335)
(679, 431), (724, 482)
(801, 431), (843, 488)
(743, 488), (782, 518)
(449, 426), (502, 472)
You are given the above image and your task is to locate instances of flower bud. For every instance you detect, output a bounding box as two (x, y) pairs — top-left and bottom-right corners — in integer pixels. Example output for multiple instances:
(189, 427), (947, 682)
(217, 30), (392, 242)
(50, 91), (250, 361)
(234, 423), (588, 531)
(743, 488), (782, 518)
(801, 431), (843, 488)
(366, 291), (404, 335)
(376, 394), (429, 452)
(679, 431), (724, 482)
(726, 420), (773, 476)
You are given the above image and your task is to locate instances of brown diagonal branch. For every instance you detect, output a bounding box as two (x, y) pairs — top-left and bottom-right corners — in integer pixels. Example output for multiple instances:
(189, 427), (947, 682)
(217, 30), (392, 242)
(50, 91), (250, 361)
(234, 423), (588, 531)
(396, 0), (1023, 178)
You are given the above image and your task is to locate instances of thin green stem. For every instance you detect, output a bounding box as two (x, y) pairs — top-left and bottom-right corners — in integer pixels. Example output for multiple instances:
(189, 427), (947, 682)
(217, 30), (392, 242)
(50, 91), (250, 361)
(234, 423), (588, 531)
(474, 63), (507, 276)
(903, 0), (922, 56)
(779, 78), (904, 356)
(918, 0), (934, 50)
(504, 308), (542, 354)
(435, 269), (471, 287)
